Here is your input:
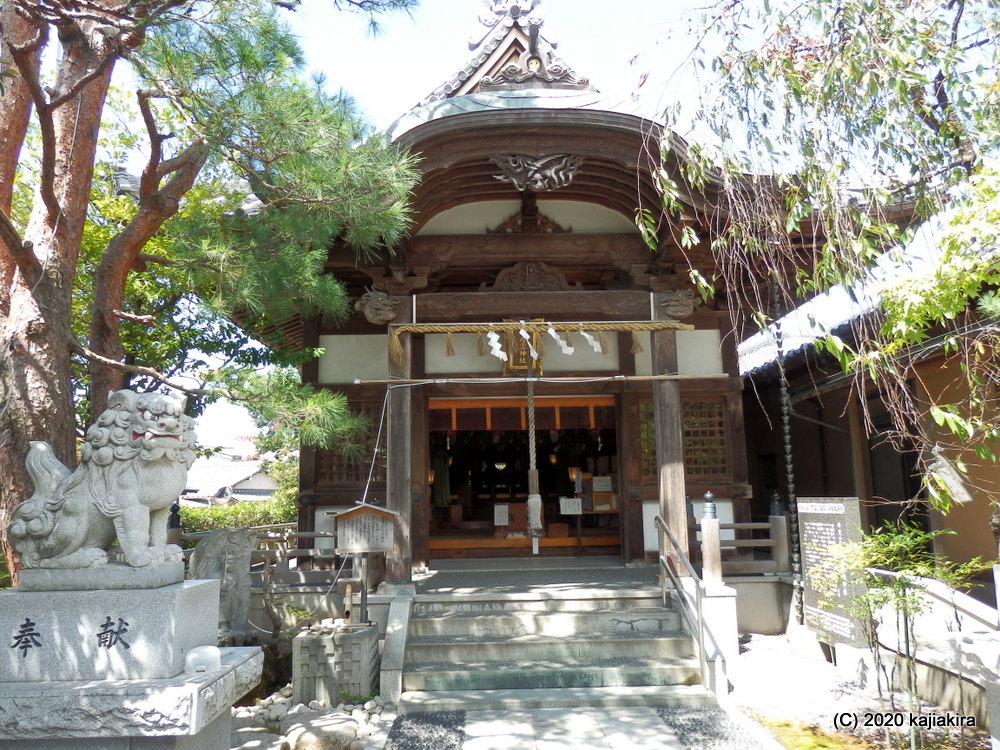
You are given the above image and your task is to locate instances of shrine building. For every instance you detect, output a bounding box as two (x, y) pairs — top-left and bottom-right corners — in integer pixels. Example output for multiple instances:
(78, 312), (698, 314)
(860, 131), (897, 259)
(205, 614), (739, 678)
(294, 1), (752, 582)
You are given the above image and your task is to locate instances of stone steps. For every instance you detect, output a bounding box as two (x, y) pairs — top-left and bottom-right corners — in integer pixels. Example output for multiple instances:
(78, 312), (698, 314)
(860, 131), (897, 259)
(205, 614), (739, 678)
(400, 587), (703, 710)
(411, 589), (664, 616)
(402, 655), (701, 692)
(397, 685), (715, 714)
(407, 607), (681, 638)
(405, 631), (693, 662)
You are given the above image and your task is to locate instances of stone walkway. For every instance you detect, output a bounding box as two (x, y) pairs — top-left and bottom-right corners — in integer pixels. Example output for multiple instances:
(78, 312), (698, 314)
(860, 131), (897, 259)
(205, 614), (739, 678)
(379, 704), (782, 750)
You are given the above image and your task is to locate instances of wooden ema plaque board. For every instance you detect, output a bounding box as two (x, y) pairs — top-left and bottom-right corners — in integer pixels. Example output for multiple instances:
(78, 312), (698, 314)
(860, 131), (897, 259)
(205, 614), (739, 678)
(799, 497), (866, 647)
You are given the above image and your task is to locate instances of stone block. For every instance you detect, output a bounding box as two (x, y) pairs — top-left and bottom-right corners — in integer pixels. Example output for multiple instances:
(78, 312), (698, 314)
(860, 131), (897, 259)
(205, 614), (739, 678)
(17, 561), (185, 591)
(1, 579), (219, 681)
(0, 646), (262, 746)
(293, 625), (380, 706)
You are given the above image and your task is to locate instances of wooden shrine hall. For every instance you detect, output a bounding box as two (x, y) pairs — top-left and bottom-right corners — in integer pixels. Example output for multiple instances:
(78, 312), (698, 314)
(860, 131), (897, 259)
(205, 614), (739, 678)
(293, 1), (751, 582)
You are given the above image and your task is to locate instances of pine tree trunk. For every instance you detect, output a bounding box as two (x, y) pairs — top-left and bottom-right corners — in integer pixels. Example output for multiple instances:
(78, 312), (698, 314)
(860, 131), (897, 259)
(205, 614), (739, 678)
(0, 6), (117, 580)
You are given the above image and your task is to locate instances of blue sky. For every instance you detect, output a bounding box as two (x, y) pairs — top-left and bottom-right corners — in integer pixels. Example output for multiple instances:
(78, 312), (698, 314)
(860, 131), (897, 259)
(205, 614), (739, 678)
(286, 0), (701, 131)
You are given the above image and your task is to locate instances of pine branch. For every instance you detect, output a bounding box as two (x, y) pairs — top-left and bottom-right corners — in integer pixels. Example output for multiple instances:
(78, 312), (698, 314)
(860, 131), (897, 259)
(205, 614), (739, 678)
(47, 47), (120, 110)
(105, 308), (156, 327)
(0, 206), (40, 286)
(9, 30), (59, 221)
(71, 338), (212, 396)
(137, 90), (164, 200)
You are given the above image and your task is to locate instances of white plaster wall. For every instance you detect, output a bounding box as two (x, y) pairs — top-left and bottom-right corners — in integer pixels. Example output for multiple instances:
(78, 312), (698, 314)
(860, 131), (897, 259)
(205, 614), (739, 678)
(318, 335), (388, 384)
(424, 332), (620, 374)
(678, 329), (725, 375)
(417, 200), (638, 235)
(425, 334), (503, 375)
(545, 332), (619, 372)
(634, 328), (725, 376)
(643, 498), (735, 552)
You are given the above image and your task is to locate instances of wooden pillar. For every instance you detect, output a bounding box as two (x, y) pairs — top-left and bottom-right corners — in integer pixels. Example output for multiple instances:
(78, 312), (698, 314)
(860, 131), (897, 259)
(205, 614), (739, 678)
(618, 390), (644, 562)
(298, 316), (320, 546)
(411, 387), (429, 569)
(847, 396), (874, 529)
(651, 293), (688, 561)
(386, 300), (413, 584)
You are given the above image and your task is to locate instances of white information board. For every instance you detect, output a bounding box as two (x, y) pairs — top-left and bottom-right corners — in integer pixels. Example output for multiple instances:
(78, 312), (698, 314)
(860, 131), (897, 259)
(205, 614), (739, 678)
(559, 497), (583, 515)
(335, 510), (395, 553)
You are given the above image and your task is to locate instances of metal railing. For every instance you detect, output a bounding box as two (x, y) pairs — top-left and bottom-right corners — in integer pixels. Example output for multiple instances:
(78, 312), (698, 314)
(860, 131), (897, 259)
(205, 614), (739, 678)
(867, 568), (999, 633)
(655, 514), (730, 695)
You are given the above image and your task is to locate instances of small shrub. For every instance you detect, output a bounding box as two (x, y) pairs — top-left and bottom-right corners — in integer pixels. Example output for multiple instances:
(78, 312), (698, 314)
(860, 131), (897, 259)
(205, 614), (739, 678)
(179, 494), (297, 537)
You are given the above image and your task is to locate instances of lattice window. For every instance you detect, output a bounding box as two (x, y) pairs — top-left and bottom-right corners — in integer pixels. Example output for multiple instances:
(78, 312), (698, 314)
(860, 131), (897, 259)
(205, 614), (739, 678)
(639, 398), (729, 480)
(316, 406), (386, 486)
(682, 399), (728, 477)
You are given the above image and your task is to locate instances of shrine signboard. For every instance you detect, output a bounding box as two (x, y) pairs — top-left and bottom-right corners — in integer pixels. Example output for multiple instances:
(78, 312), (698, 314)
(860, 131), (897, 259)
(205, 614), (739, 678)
(334, 504), (398, 554)
(559, 497), (583, 515)
(799, 497), (866, 647)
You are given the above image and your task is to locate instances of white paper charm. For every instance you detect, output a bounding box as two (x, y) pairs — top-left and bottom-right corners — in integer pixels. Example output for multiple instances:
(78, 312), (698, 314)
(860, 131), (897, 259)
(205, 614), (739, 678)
(486, 330), (508, 362)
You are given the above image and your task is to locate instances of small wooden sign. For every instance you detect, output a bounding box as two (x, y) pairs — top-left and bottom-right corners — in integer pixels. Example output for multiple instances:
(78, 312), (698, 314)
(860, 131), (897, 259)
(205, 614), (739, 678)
(332, 504), (398, 554)
(559, 497), (583, 515)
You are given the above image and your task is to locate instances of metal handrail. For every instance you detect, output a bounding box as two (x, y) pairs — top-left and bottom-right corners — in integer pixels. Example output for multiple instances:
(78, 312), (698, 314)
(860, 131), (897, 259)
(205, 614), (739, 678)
(655, 514), (721, 692)
(655, 515), (699, 579)
(867, 568), (999, 632)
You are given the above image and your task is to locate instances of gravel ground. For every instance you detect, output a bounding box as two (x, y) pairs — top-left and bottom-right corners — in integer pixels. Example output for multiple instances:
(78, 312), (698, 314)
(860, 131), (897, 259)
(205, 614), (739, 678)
(656, 705), (776, 750)
(731, 630), (991, 749)
(384, 711), (466, 750)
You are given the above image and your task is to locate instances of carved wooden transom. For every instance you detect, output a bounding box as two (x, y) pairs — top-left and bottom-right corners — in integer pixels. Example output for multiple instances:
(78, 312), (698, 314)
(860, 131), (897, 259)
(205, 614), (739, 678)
(479, 261), (582, 292)
(487, 192), (569, 233)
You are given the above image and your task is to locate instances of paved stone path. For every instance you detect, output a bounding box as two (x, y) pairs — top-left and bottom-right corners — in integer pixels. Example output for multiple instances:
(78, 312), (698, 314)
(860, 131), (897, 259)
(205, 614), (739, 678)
(380, 704), (781, 750)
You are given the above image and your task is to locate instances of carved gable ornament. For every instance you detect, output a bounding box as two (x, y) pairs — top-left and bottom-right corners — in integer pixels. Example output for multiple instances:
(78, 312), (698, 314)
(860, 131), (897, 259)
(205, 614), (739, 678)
(490, 154), (583, 192)
(476, 2), (589, 90)
(480, 261), (581, 292)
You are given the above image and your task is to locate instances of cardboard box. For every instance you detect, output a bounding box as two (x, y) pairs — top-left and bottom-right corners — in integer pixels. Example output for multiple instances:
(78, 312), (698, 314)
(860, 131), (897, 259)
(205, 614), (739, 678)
(592, 491), (617, 511)
(548, 522), (570, 538)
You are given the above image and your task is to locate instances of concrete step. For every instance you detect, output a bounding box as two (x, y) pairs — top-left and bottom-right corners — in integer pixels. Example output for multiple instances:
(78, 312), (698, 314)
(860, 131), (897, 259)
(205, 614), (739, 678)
(401, 655), (701, 692)
(397, 684), (714, 713)
(405, 632), (693, 662)
(411, 589), (664, 617)
(408, 607), (681, 638)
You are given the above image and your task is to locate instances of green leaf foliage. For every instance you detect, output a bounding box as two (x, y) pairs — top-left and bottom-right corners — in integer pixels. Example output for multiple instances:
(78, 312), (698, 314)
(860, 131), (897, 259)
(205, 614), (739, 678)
(179, 494), (297, 537)
(62, 0), (416, 443)
(665, 0), (1000, 509)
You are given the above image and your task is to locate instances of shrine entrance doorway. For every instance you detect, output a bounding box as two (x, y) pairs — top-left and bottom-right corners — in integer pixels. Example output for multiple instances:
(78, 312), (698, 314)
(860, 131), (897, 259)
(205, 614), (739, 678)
(426, 396), (621, 559)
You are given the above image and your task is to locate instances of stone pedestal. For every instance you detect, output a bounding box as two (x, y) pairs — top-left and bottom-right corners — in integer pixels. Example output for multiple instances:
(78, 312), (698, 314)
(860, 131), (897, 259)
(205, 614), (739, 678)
(0, 579), (262, 749)
(2, 580), (218, 681)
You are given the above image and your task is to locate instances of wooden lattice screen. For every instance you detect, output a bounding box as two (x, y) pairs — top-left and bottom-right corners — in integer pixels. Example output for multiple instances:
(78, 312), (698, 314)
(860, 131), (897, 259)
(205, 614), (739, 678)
(316, 405), (386, 486)
(681, 399), (728, 478)
(638, 397), (729, 481)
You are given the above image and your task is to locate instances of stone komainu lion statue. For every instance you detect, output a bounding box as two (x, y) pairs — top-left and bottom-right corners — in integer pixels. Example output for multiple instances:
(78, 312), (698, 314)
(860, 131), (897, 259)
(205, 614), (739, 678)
(7, 389), (196, 569)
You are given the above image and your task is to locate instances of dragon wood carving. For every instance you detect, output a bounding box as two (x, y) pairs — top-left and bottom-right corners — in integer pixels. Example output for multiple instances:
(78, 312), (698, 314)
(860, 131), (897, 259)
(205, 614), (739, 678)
(7, 390), (196, 569)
